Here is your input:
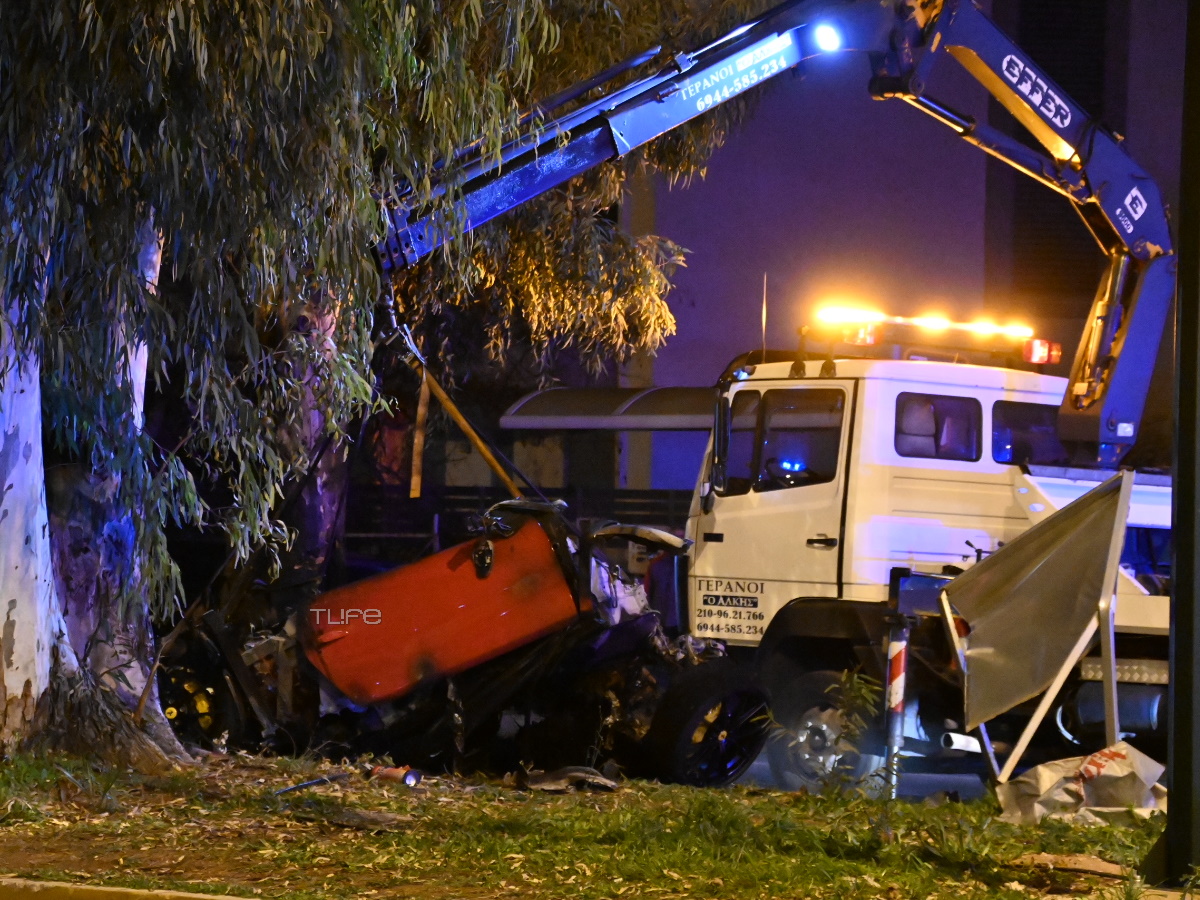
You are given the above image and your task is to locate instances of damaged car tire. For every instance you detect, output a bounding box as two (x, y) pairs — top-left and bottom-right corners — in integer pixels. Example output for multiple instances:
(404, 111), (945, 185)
(642, 659), (768, 787)
(765, 669), (885, 794)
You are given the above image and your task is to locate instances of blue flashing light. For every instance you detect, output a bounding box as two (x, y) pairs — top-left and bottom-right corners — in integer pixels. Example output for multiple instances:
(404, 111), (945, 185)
(780, 459), (808, 472)
(813, 24), (842, 52)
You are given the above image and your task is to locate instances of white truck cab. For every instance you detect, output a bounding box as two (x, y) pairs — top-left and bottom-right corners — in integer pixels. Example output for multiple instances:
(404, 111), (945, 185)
(688, 357), (1073, 643)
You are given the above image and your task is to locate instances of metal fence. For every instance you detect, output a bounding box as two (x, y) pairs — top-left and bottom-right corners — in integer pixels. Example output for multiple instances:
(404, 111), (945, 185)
(342, 484), (693, 566)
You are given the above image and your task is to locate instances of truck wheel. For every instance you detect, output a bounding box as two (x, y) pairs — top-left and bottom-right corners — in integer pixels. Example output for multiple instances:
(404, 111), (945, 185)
(766, 670), (885, 793)
(642, 659), (769, 787)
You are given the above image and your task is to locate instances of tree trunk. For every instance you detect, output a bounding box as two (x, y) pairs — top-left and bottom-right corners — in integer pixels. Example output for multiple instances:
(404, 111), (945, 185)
(41, 463), (188, 769)
(1, 218), (187, 771)
(0, 319), (58, 748)
(204, 303), (352, 747)
(235, 304), (352, 622)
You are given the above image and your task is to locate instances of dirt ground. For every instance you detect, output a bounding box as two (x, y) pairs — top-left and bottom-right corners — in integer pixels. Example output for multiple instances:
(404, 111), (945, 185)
(0, 756), (470, 897)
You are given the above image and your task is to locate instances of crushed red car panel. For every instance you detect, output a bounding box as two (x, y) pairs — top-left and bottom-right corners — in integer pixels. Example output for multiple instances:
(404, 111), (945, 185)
(303, 520), (581, 704)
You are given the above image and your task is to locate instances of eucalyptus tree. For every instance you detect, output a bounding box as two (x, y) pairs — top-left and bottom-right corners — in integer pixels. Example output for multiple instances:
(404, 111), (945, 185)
(0, 0), (765, 766)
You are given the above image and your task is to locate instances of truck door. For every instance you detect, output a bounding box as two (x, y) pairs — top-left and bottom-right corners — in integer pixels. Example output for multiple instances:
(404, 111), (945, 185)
(690, 382), (853, 645)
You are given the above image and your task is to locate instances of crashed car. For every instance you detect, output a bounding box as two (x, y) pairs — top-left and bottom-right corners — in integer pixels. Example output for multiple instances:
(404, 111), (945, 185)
(160, 500), (768, 786)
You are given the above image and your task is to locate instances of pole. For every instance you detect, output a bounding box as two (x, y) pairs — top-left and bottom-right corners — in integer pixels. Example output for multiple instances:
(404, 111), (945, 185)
(761, 273), (768, 364)
(883, 617), (911, 800)
(1159, 0), (1200, 882)
(410, 370), (430, 498)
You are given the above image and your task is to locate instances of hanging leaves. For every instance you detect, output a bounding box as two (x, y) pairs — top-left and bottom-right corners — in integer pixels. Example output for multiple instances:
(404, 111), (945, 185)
(0, 0), (774, 617)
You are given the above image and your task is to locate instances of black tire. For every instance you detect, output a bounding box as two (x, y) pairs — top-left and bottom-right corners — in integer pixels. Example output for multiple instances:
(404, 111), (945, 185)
(765, 669), (886, 794)
(641, 659), (769, 787)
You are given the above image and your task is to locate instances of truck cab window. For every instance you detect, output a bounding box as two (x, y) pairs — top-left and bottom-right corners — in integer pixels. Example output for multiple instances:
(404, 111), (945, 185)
(993, 400), (1070, 465)
(894, 392), (981, 461)
(756, 389), (845, 492)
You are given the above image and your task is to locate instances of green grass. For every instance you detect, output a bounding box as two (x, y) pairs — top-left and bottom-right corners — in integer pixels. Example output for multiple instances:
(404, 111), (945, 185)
(0, 753), (1163, 899)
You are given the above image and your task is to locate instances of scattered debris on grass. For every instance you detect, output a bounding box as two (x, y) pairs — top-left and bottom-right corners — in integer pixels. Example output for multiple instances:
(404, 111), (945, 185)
(1013, 853), (1127, 879)
(0, 752), (1163, 900)
(515, 766), (621, 793)
(997, 742), (1168, 826)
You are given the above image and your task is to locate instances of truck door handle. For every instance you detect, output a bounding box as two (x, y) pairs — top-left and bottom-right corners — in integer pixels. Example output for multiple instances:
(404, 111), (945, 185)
(807, 536), (838, 548)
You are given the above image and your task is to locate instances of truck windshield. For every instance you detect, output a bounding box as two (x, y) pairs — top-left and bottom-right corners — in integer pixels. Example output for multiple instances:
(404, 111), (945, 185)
(992, 400), (1070, 466)
(718, 388), (845, 496)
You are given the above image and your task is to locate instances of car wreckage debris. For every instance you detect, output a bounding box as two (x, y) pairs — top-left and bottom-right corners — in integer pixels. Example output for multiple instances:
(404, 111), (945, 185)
(511, 766), (621, 793)
(275, 763), (423, 795)
(161, 501), (768, 787)
(274, 772), (352, 795)
(366, 764), (423, 787)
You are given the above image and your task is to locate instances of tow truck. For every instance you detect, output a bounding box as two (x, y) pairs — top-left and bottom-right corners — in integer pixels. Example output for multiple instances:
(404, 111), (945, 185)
(375, 0), (1175, 786)
(165, 0), (1178, 787)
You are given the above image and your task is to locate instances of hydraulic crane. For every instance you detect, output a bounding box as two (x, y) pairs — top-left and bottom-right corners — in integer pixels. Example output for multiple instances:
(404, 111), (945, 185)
(375, 0), (1175, 463)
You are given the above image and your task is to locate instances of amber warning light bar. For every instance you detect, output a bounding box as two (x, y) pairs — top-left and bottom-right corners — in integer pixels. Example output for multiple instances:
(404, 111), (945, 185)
(812, 306), (1060, 364)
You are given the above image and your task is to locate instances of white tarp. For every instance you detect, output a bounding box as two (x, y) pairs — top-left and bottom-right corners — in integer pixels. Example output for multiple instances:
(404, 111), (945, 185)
(944, 473), (1129, 731)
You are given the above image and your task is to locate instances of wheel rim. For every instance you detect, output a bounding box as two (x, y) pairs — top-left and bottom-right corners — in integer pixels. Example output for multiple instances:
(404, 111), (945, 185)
(778, 703), (859, 785)
(678, 691), (768, 785)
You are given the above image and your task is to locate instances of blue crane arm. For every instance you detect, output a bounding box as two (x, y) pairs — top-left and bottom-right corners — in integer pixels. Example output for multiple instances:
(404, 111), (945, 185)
(886, 0), (1174, 460)
(374, 0), (890, 272)
(379, 0), (1174, 460)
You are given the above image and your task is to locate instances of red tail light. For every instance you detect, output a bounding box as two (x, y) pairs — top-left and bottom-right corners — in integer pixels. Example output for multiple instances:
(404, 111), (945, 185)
(1023, 338), (1062, 365)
